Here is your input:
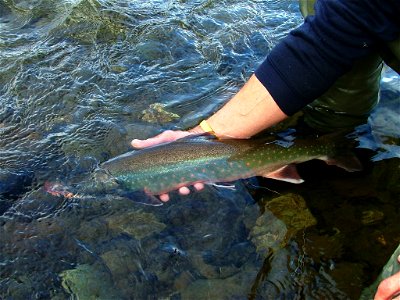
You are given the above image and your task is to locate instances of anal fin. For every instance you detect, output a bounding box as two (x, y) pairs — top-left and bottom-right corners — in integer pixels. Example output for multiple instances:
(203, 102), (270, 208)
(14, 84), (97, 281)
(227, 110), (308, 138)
(260, 164), (304, 184)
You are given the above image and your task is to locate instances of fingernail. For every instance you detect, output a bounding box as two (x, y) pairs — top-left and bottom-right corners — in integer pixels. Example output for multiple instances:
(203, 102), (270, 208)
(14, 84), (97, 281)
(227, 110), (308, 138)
(131, 139), (140, 147)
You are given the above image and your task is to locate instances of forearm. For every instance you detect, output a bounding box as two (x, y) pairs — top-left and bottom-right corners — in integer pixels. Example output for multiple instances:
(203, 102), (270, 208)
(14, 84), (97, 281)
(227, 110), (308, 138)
(190, 74), (288, 139)
(256, 0), (400, 116)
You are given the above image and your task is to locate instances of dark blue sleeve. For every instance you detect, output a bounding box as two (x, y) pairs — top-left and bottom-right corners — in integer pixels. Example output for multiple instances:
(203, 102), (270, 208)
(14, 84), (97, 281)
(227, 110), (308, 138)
(255, 0), (400, 116)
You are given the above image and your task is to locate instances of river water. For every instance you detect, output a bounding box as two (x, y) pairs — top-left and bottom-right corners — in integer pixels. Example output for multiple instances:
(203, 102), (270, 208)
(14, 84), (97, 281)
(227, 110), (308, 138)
(0, 0), (399, 299)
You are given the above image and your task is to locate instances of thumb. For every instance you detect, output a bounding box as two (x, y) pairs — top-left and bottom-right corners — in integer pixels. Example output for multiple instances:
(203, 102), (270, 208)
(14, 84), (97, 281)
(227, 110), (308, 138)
(131, 130), (192, 149)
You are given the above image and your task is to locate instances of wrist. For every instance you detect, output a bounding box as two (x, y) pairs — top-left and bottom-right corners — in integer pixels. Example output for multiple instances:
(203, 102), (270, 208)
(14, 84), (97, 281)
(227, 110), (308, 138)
(189, 120), (217, 137)
(188, 125), (204, 134)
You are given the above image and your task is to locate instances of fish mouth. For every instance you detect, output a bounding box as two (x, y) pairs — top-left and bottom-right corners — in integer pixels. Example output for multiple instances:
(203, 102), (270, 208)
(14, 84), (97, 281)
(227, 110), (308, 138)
(44, 181), (74, 198)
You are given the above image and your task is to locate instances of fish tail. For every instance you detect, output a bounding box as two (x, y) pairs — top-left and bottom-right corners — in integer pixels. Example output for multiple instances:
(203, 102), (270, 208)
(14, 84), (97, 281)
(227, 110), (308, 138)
(322, 132), (363, 172)
(325, 153), (363, 172)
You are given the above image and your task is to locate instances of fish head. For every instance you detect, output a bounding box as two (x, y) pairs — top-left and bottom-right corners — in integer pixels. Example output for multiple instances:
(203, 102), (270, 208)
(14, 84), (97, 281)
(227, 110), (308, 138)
(93, 168), (120, 189)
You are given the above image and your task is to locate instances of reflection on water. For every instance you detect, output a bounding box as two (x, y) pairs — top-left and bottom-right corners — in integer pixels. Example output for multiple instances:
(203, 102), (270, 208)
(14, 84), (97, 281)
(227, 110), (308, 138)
(0, 0), (399, 298)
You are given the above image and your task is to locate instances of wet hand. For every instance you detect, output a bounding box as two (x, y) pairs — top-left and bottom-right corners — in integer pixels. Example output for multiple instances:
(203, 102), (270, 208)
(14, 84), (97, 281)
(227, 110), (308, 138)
(131, 130), (205, 202)
(374, 255), (400, 300)
(131, 130), (193, 149)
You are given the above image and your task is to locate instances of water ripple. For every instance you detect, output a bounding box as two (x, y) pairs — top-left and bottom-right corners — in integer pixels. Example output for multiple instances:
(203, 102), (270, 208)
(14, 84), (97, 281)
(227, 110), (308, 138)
(2, 0), (398, 298)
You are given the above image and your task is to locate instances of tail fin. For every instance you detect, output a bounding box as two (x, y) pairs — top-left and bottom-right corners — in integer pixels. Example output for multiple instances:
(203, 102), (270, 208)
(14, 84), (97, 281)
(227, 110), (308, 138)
(323, 131), (363, 172)
(325, 155), (363, 172)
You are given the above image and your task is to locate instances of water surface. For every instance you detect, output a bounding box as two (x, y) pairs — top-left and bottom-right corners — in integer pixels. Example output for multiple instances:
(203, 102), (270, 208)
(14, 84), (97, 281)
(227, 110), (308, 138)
(0, 0), (399, 299)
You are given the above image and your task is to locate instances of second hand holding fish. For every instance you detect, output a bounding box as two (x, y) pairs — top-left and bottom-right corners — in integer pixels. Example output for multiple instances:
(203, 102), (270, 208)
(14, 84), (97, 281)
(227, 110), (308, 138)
(131, 129), (206, 202)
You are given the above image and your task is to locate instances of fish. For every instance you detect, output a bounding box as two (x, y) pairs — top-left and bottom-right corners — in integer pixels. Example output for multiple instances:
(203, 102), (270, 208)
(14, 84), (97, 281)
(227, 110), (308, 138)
(45, 133), (362, 205)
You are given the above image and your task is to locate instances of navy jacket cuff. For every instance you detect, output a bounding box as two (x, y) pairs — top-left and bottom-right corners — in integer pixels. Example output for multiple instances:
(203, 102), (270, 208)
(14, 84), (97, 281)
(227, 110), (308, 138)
(255, 56), (309, 116)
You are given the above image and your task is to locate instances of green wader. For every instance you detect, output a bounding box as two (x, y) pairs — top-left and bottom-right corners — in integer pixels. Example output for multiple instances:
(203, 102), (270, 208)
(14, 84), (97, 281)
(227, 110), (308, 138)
(299, 1), (400, 298)
(299, 0), (400, 133)
(359, 244), (400, 299)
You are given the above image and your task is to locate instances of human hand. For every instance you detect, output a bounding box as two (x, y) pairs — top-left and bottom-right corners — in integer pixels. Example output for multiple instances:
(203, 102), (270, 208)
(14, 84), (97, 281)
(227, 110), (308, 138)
(131, 129), (193, 149)
(131, 130), (205, 202)
(374, 255), (400, 300)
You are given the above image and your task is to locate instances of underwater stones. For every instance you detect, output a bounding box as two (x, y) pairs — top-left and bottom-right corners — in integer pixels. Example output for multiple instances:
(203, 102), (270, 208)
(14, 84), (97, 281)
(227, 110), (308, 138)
(249, 210), (287, 254)
(173, 271), (196, 291)
(266, 193), (317, 233)
(302, 231), (344, 263)
(140, 103), (180, 124)
(328, 262), (365, 299)
(361, 209), (385, 225)
(135, 41), (172, 62)
(371, 158), (400, 195)
(188, 250), (242, 279)
(100, 249), (139, 279)
(110, 65), (128, 73)
(179, 268), (256, 300)
(2, 277), (37, 299)
(124, 123), (160, 142)
(249, 193), (317, 255)
(105, 209), (166, 240)
(61, 0), (128, 43)
(60, 119), (127, 159)
(60, 264), (121, 299)
(75, 219), (109, 243)
(330, 177), (379, 199)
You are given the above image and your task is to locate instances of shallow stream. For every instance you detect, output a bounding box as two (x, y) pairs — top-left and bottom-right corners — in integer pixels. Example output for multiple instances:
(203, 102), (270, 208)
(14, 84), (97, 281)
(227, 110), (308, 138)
(0, 0), (399, 299)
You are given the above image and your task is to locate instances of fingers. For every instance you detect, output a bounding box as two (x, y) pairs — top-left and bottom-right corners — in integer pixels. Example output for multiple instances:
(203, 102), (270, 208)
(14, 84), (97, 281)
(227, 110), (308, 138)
(157, 182), (206, 202)
(159, 194), (170, 202)
(193, 182), (205, 191)
(178, 183), (204, 196)
(374, 255), (400, 300)
(132, 130), (205, 202)
(131, 130), (193, 149)
(374, 271), (400, 300)
(179, 186), (190, 195)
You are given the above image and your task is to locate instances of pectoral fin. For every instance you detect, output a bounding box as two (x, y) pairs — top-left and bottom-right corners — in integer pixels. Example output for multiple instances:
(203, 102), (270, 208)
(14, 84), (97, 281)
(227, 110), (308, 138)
(260, 164), (304, 184)
(119, 190), (164, 206)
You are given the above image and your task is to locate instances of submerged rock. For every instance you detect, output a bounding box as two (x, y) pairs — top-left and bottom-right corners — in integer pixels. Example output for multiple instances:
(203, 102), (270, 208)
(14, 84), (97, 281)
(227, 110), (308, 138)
(328, 262), (365, 299)
(361, 209), (385, 225)
(179, 266), (257, 299)
(266, 193), (317, 234)
(249, 193), (317, 255)
(100, 249), (139, 278)
(61, 0), (128, 43)
(249, 210), (287, 254)
(60, 119), (128, 159)
(371, 158), (400, 195)
(302, 230), (344, 263)
(60, 264), (121, 299)
(188, 249), (243, 279)
(141, 103), (180, 124)
(106, 209), (166, 240)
